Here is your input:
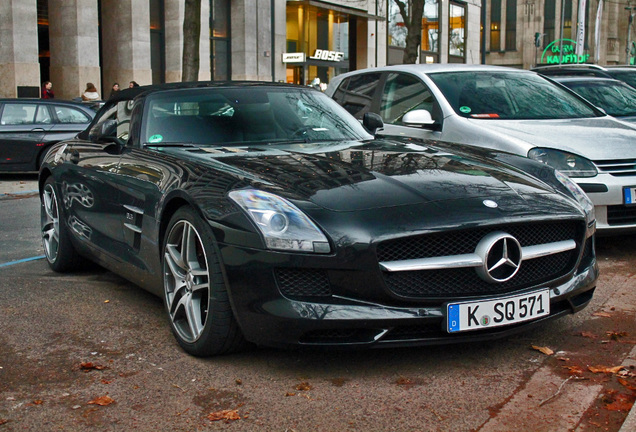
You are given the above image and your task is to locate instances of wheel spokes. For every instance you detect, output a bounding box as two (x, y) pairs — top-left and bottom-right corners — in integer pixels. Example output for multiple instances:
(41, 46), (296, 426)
(163, 220), (210, 343)
(41, 186), (60, 262)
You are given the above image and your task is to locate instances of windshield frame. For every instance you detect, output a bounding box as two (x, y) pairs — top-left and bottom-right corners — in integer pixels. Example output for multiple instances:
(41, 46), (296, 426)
(561, 79), (636, 117)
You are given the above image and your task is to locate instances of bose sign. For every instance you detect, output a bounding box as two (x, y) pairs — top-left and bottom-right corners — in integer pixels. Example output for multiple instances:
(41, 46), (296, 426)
(309, 50), (345, 62)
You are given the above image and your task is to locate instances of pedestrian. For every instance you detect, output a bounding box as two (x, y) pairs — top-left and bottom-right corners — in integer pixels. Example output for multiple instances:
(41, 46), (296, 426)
(109, 82), (120, 99)
(82, 83), (100, 101)
(41, 81), (54, 99)
(129, 81), (140, 88)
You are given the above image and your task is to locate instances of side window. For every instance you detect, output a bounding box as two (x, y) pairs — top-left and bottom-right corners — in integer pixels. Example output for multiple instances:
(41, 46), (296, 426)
(54, 106), (91, 124)
(0, 103), (37, 125)
(380, 73), (436, 125)
(35, 105), (52, 124)
(339, 73), (381, 119)
(88, 100), (132, 143)
(331, 78), (350, 105)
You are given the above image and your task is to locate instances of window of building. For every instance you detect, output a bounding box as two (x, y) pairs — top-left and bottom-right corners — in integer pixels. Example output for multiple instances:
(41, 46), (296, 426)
(449, 2), (466, 62)
(563, 0), (573, 39)
(387, 2), (407, 48)
(490, 0), (501, 52)
(505, 0), (516, 50)
(543, 0), (556, 48)
(422, 0), (440, 55)
(150, 0), (165, 84)
(37, 0), (50, 83)
(211, 0), (230, 81)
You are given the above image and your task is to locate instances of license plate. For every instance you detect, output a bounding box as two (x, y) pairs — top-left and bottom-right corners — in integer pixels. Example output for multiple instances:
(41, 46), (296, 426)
(624, 186), (636, 205)
(447, 290), (550, 333)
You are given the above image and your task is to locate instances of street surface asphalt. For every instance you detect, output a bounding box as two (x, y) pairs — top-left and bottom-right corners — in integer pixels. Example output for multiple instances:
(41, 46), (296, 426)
(0, 173), (634, 431)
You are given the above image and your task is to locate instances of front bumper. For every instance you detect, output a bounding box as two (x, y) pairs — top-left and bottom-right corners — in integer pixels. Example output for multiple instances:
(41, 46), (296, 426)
(579, 172), (636, 233)
(219, 238), (598, 349)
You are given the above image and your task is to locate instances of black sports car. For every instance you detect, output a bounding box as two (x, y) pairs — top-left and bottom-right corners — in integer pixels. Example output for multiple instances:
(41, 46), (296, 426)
(39, 82), (598, 356)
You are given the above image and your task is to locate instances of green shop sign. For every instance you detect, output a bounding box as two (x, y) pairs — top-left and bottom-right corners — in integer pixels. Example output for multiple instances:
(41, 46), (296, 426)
(541, 39), (590, 65)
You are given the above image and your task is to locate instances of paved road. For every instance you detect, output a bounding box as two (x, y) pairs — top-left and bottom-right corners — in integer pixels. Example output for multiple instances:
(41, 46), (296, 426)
(0, 174), (634, 431)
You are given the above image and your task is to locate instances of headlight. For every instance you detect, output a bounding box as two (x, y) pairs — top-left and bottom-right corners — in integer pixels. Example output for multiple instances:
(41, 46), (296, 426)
(554, 170), (595, 222)
(528, 148), (597, 178)
(229, 189), (331, 253)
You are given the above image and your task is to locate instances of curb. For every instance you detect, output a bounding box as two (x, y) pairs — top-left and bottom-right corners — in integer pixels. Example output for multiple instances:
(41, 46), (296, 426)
(618, 346), (636, 432)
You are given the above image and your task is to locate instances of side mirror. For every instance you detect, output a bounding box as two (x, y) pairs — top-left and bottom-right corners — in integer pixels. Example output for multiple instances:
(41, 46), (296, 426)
(402, 109), (436, 127)
(89, 119), (117, 142)
(362, 112), (384, 135)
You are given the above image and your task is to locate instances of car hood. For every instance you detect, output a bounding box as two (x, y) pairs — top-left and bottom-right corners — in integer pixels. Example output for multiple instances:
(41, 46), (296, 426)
(464, 116), (636, 160)
(164, 139), (575, 214)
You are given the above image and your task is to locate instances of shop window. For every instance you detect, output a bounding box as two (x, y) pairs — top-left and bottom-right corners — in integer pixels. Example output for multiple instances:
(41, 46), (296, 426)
(388, 2), (407, 48)
(563, 0), (573, 39)
(422, 0), (439, 54)
(449, 2), (466, 62)
(150, 0), (165, 84)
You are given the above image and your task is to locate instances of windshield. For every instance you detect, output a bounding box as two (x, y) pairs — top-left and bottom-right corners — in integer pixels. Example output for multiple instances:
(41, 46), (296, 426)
(143, 86), (372, 146)
(562, 80), (636, 117)
(428, 71), (601, 120)
(607, 70), (636, 89)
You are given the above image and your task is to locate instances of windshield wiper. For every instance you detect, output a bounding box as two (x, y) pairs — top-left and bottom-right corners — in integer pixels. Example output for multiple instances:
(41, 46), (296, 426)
(144, 142), (195, 147)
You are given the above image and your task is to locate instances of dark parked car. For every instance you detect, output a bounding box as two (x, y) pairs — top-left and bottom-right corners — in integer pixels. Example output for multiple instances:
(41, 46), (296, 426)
(533, 64), (636, 90)
(0, 99), (95, 172)
(551, 76), (636, 124)
(40, 82), (597, 356)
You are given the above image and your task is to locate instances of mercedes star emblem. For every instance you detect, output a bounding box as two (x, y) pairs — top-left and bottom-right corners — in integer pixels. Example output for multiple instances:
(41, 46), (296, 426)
(475, 232), (522, 283)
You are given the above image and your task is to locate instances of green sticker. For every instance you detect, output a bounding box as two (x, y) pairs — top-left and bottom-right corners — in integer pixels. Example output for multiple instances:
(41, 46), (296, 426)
(148, 134), (163, 143)
(459, 106), (472, 114)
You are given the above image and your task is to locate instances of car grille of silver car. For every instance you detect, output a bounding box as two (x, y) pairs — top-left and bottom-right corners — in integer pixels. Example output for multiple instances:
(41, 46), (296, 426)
(377, 221), (584, 300)
(594, 159), (636, 177)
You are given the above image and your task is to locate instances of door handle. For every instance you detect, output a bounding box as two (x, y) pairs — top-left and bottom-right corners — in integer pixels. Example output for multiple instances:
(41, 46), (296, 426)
(70, 150), (80, 164)
(31, 128), (46, 132)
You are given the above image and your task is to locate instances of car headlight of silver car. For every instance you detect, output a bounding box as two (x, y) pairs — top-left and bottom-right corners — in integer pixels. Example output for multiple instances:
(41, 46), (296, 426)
(229, 189), (331, 253)
(528, 148), (597, 178)
(554, 170), (595, 224)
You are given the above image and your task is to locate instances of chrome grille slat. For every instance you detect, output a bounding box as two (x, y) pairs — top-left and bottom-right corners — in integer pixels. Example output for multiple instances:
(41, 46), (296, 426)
(594, 159), (636, 176)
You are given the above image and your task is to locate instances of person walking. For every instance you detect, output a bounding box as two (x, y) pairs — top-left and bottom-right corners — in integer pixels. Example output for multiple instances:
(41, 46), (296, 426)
(129, 81), (140, 88)
(41, 81), (54, 99)
(82, 83), (100, 101)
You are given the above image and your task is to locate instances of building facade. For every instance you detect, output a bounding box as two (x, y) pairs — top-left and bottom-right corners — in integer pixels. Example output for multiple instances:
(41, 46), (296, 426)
(1, 0), (488, 100)
(485, 0), (631, 69)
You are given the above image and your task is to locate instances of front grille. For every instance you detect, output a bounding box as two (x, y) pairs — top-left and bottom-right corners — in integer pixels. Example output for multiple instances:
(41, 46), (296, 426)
(377, 222), (577, 262)
(275, 268), (332, 298)
(607, 205), (636, 225)
(577, 236), (595, 271)
(384, 251), (574, 298)
(378, 221), (582, 300)
(594, 159), (636, 177)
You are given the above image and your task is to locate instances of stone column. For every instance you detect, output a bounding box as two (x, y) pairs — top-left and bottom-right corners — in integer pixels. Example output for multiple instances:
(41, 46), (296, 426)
(199, 0), (211, 81)
(0, 0), (40, 98)
(100, 0), (152, 90)
(164, 0), (184, 83)
(232, 0), (274, 81)
(48, 0), (101, 100)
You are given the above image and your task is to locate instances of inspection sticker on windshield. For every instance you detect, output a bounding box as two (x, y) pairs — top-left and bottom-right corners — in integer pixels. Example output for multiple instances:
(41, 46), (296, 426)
(446, 289), (550, 333)
(624, 186), (636, 205)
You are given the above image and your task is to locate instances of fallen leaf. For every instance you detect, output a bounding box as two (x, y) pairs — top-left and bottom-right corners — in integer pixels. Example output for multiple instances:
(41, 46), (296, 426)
(0, 419), (8, 425)
(604, 393), (635, 412)
(588, 365), (625, 374)
(556, 356), (570, 362)
(618, 378), (636, 391)
(207, 409), (240, 422)
(235, 379), (242, 385)
(104, 300), (110, 303)
(581, 332), (596, 339)
(32, 400), (43, 405)
(80, 362), (108, 372)
(88, 395), (115, 406)
(285, 392), (296, 397)
(295, 382), (312, 391)
(593, 312), (612, 318)
(564, 365), (585, 375)
(396, 377), (414, 386)
(100, 379), (112, 384)
(532, 345), (554, 356)
(607, 331), (628, 341)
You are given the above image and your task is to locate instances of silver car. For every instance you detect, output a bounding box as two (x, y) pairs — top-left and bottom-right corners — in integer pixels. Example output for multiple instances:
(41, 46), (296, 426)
(326, 64), (636, 234)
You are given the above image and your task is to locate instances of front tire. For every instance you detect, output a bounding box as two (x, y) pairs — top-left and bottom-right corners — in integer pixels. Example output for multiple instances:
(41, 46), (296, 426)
(162, 207), (245, 356)
(40, 177), (83, 272)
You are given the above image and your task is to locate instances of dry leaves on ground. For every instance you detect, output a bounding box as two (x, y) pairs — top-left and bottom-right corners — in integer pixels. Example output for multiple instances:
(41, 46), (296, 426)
(79, 362), (108, 372)
(588, 365), (626, 375)
(532, 345), (554, 356)
(87, 395), (115, 406)
(207, 409), (241, 422)
(295, 382), (312, 391)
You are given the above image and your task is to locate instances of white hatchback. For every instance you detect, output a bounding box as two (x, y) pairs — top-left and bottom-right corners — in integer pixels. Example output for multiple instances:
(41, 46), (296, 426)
(326, 64), (636, 234)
